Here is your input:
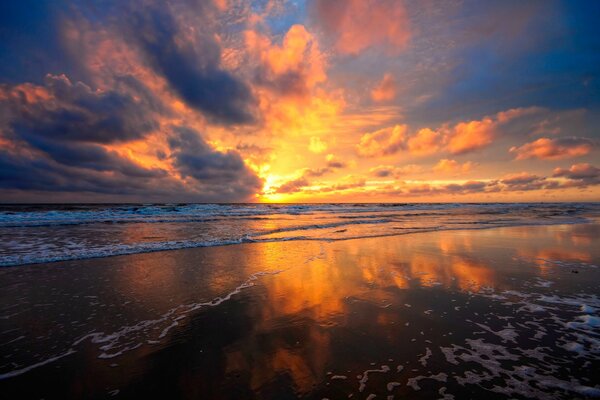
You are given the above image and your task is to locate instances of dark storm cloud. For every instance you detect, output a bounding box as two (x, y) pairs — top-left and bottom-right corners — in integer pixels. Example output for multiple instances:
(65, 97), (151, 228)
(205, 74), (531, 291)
(27, 138), (166, 179)
(0, 72), (173, 195)
(0, 74), (260, 201)
(1, 0), (257, 126)
(0, 0), (264, 201)
(126, 3), (257, 125)
(3, 74), (160, 144)
(0, 149), (172, 195)
(0, 72), (168, 180)
(168, 127), (263, 199)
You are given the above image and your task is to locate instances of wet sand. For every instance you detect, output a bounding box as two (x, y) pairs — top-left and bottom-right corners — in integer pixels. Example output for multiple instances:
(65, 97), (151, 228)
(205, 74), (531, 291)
(1, 223), (600, 399)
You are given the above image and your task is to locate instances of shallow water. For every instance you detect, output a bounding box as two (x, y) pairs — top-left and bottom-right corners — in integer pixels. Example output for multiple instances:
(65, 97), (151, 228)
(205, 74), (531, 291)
(1, 223), (599, 398)
(1, 202), (599, 266)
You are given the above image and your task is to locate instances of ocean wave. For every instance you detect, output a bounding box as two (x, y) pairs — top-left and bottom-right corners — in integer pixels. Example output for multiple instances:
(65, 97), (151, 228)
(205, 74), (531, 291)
(0, 216), (593, 267)
(3, 202), (588, 227)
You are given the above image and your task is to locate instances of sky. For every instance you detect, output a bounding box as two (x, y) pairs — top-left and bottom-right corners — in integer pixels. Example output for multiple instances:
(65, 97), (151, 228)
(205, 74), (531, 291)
(0, 0), (599, 203)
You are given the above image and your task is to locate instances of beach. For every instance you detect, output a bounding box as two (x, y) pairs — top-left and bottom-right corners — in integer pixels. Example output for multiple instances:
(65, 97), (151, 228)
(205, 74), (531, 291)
(1, 217), (599, 399)
(2, 0), (600, 397)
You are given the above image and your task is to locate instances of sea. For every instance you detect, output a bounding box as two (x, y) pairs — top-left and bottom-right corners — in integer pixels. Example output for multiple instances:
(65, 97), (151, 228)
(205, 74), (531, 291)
(1, 203), (600, 398)
(1, 202), (599, 267)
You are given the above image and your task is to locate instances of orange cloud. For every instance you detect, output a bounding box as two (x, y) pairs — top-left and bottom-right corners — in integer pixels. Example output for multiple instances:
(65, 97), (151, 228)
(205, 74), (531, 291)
(433, 159), (475, 175)
(275, 176), (310, 193)
(311, 0), (410, 55)
(510, 137), (595, 160)
(446, 117), (496, 154)
(313, 176), (366, 193)
(371, 73), (396, 102)
(356, 107), (543, 159)
(407, 128), (441, 156)
(245, 24), (326, 95)
(241, 24), (347, 182)
(275, 172), (366, 195)
(356, 124), (408, 156)
(495, 106), (544, 123)
(445, 107), (548, 154)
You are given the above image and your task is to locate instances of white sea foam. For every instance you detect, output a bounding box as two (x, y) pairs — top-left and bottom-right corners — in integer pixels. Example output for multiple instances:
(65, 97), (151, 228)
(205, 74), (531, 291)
(0, 269), (283, 379)
(407, 373), (447, 391)
(0, 349), (76, 380)
(358, 365), (390, 392)
(418, 347), (432, 366)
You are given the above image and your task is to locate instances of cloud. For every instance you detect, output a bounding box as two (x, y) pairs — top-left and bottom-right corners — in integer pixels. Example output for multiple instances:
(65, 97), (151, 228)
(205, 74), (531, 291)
(500, 172), (547, 191)
(0, 73), (262, 201)
(0, 150), (169, 196)
(443, 181), (489, 194)
(356, 124), (408, 156)
(2, 1), (599, 203)
(275, 157), (348, 193)
(1, 74), (160, 144)
(402, 173), (552, 197)
(553, 163), (600, 186)
(0, 74), (168, 181)
(275, 177), (310, 194)
(128, 2), (257, 125)
(325, 154), (347, 169)
(495, 107), (545, 124)
(242, 23), (343, 143)
(245, 24), (326, 96)
(445, 117), (496, 155)
(369, 164), (423, 178)
(168, 126), (263, 199)
(302, 175), (366, 194)
(271, 164), (600, 200)
(0, 140), (179, 200)
(404, 180), (492, 196)
(302, 168), (332, 178)
(371, 73), (397, 102)
(407, 128), (441, 156)
(444, 107), (545, 155)
(510, 137), (596, 160)
(357, 107), (544, 158)
(311, 0), (410, 55)
(433, 159), (475, 175)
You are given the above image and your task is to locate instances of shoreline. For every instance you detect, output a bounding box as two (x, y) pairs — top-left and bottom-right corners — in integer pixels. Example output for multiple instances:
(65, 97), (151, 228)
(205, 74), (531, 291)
(1, 217), (595, 268)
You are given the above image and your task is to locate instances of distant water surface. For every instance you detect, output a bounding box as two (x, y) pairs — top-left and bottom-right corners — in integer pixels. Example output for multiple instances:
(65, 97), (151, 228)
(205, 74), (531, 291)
(1, 203), (599, 267)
